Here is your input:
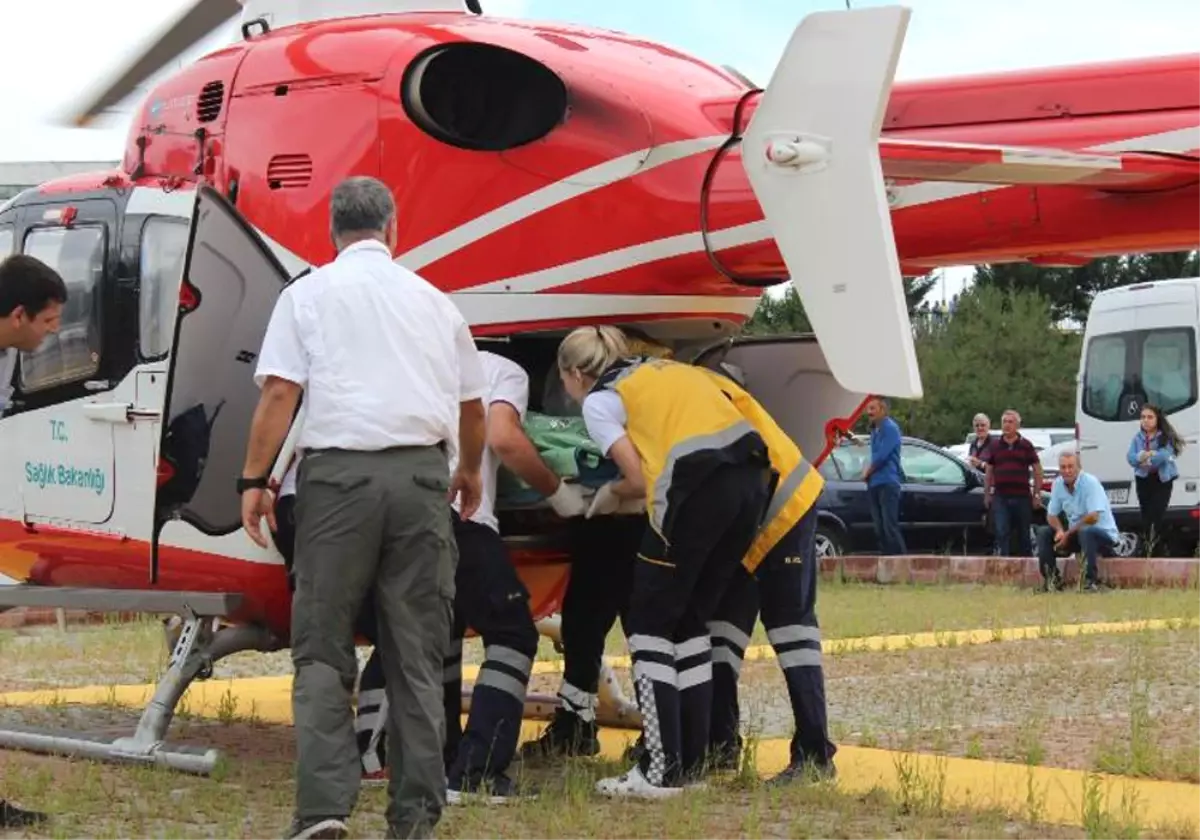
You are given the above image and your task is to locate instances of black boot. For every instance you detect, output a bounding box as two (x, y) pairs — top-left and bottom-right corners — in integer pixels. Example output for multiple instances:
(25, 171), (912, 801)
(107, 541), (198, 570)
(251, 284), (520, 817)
(518, 708), (600, 760)
(766, 758), (837, 786)
(1, 799), (47, 829)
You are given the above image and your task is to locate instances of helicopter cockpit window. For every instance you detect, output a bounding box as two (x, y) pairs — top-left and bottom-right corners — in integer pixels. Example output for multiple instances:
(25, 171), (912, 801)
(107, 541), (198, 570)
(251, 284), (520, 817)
(402, 43), (567, 152)
(140, 217), (190, 359)
(19, 226), (105, 392)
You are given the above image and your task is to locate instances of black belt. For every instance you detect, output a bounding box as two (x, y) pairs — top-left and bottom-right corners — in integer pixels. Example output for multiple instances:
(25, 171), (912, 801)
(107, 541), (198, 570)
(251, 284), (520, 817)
(304, 440), (447, 456)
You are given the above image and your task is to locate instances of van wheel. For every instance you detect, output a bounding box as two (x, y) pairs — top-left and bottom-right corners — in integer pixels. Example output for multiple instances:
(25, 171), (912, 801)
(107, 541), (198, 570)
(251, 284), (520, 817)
(815, 524), (845, 559)
(1112, 531), (1141, 558)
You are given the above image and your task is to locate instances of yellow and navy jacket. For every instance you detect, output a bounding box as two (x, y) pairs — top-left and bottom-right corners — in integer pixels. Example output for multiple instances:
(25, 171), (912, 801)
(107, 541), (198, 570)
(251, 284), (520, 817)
(591, 356), (770, 559)
(697, 367), (826, 573)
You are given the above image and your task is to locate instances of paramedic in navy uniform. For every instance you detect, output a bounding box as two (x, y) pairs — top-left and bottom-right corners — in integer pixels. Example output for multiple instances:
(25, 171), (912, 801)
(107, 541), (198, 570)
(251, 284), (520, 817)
(556, 325), (772, 799)
(237, 176), (488, 840)
(0, 254), (67, 829)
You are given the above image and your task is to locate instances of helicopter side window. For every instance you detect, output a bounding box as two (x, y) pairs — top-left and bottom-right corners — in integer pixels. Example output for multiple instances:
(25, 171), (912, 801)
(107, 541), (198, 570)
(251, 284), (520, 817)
(19, 226), (105, 392)
(0, 226), (13, 257)
(139, 217), (190, 360)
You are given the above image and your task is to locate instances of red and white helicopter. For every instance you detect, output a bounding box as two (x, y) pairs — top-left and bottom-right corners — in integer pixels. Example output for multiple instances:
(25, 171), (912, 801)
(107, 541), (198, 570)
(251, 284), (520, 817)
(0, 0), (1196, 774)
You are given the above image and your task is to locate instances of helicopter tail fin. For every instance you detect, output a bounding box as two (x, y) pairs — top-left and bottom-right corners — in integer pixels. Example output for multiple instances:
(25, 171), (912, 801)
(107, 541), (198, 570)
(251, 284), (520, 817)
(740, 4), (921, 400)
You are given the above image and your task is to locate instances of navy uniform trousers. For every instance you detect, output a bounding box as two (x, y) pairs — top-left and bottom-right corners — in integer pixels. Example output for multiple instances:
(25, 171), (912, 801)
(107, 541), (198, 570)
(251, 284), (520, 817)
(357, 513), (539, 789)
(708, 507), (836, 770)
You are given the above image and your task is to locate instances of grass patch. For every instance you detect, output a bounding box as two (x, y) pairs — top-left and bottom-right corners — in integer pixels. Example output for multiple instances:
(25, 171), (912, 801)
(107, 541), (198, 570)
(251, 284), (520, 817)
(0, 730), (1111, 839)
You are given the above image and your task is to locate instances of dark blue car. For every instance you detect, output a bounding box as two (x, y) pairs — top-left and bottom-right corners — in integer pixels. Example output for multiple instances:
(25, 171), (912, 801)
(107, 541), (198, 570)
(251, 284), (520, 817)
(812, 436), (1046, 558)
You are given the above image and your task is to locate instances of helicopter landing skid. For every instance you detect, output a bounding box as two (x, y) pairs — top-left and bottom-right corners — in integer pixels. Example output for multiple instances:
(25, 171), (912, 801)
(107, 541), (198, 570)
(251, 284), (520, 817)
(0, 589), (279, 776)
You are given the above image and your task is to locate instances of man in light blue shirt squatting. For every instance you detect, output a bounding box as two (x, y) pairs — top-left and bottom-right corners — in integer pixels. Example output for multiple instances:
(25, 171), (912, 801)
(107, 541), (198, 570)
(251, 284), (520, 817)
(862, 396), (907, 556)
(1036, 449), (1119, 592)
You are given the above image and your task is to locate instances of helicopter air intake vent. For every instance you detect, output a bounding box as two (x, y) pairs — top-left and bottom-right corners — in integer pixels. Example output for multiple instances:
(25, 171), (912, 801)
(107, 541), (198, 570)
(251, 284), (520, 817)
(267, 154), (313, 190)
(402, 43), (567, 152)
(196, 81), (225, 123)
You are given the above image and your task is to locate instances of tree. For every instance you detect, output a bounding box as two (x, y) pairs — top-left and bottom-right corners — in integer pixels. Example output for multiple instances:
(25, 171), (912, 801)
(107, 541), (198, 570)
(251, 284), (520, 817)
(743, 273), (941, 335)
(888, 285), (1083, 444)
(972, 251), (1198, 325)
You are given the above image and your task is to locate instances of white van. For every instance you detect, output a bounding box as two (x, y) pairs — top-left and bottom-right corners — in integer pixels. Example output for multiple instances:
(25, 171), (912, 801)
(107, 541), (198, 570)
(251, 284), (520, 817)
(1075, 276), (1200, 556)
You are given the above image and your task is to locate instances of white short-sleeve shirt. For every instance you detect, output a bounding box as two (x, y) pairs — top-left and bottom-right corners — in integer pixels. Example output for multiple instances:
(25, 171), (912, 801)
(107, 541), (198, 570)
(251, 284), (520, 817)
(447, 351), (530, 533)
(280, 352), (529, 534)
(280, 455), (299, 498)
(581, 390), (629, 456)
(254, 240), (487, 452)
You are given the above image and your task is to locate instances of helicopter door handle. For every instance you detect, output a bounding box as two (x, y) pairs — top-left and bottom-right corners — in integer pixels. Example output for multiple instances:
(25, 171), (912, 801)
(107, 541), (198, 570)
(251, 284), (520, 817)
(82, 402), (134, 424)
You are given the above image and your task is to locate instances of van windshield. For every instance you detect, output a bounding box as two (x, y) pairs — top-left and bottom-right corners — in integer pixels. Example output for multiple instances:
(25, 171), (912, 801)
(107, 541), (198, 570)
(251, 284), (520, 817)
(1082, 327), (1197, 421)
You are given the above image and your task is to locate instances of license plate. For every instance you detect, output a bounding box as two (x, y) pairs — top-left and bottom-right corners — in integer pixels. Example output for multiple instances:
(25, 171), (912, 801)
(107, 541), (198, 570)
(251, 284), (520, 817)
(1106, 487), (1129, 504)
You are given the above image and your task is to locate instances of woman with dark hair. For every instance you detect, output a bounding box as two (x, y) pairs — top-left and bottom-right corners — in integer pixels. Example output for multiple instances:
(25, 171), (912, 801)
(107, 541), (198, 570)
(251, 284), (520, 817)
(1126, 404), (1185, 555)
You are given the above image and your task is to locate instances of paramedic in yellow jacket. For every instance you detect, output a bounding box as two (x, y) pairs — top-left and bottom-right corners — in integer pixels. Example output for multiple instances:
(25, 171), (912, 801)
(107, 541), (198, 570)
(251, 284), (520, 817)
(557, 325), (773, 799)
(697, 366), (838, 784)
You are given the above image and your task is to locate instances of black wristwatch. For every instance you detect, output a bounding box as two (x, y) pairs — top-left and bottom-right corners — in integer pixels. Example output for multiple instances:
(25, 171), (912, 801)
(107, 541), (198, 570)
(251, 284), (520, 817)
(236, 475), (270, 494)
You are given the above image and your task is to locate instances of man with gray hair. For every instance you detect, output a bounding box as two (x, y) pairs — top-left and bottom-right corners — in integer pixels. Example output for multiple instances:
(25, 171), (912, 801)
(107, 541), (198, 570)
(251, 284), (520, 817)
(1037, 449), (1118, 592)
(966, 413), (996, 471)
(238, 176), (488, 840)
(982, 408), (1042, 556)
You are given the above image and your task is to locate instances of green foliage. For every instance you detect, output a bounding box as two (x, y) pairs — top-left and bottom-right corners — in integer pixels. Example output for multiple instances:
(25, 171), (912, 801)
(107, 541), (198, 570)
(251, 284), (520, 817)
(743, 273), (941, 335)
(973, 251), (1198, 324)
(889, 286), (1082, 444)
(743, 284), (810, 335)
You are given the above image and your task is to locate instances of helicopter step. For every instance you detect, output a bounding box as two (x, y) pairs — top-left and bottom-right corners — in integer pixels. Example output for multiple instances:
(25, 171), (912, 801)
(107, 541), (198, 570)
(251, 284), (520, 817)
(0, 585), (242, 617)
(0, 589), (280, 775)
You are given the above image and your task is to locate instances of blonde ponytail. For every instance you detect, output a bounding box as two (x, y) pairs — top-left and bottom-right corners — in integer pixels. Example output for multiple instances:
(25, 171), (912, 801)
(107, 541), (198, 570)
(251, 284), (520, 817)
(557, 325), (629, 379)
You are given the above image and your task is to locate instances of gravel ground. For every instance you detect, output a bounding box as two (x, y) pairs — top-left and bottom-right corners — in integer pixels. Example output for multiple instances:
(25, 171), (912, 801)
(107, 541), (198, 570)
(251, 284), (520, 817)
(2, 620), (1197, 782)
(735, 629), (1200, 781)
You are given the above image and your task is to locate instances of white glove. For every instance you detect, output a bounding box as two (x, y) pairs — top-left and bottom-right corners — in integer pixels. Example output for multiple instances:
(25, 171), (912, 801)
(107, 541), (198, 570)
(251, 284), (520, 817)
(586, 482), (622, 519)
(547, 480), (588, 518)
(616, 495), (646, 515)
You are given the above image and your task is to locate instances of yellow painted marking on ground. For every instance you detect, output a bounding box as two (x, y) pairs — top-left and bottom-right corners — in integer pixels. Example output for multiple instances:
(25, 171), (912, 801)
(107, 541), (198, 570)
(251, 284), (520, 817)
(2, 674), (1195, 831)
(517, 616), (1200, 677)
(2, 618), (1191, 702)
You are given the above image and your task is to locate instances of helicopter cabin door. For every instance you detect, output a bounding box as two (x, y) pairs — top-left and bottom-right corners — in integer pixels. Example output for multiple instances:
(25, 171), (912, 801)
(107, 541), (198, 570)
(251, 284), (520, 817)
(152, 185), (291, 578)
(691, 335), (870, 467)
(1, 197), (121, 528)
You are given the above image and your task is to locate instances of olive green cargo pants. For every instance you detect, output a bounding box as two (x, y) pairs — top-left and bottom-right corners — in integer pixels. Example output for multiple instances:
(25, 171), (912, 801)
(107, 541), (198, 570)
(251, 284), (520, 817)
(290, 446), (456, 839)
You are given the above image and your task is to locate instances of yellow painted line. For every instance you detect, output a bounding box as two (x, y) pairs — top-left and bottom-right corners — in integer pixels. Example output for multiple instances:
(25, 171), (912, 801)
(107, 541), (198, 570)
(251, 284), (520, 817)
(743, 737), (1200, 831)
(514, 616), (1200, 678)
(2, 675), (1195, 830)
(4, 618), (1187, 699)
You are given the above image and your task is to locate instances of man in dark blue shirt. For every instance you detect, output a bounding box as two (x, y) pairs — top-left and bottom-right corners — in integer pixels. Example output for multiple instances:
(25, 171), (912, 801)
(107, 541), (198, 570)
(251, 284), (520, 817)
(862, 396), (907, 555)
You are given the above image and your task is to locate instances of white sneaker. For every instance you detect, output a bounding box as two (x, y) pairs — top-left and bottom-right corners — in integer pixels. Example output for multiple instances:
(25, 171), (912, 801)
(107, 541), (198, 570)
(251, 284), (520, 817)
(595, 765), (685, 800)
(285, 818), (349, 840)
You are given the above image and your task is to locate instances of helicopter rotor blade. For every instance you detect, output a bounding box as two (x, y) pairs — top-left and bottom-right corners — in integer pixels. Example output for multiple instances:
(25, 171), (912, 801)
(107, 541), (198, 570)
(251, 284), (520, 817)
(59, 0), (243, 127)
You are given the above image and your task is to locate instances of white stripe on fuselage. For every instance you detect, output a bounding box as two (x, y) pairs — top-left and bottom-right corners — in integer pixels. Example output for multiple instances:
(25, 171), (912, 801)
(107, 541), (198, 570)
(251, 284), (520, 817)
(127, 188), (761, 326)
(394, 135), (727, 271)
(888, 125), (1200, 210)
(452, 292), (759, 326)
(126, 123), (1198, 301)
(462, 220), (771, 295)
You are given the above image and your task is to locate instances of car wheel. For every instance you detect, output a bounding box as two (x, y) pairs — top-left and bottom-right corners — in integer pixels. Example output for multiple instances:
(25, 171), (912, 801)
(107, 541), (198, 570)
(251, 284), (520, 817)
(815, 524), (845, 559)
(1112, 531), (1141, 558)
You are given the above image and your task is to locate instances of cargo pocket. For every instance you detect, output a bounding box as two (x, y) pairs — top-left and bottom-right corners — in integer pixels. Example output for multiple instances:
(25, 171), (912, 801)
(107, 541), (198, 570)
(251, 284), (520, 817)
(413, 472), (451, 494)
